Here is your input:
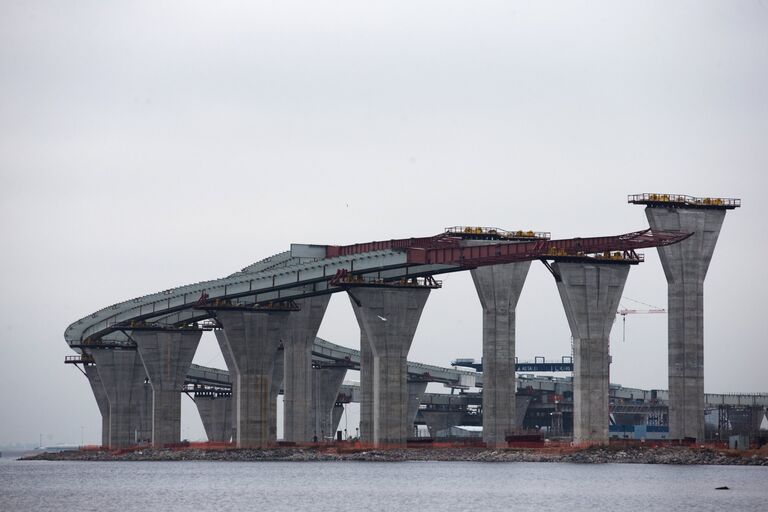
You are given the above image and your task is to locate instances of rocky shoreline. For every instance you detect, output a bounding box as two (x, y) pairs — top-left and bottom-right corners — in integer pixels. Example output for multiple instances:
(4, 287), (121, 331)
(22, 445), (768, 465)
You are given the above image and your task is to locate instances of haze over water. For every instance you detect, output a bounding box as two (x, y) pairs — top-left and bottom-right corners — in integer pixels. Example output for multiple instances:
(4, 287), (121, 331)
(1, 457), (766, 511)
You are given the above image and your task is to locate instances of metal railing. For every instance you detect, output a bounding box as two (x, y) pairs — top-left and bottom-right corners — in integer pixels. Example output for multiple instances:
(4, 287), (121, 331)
(444, 226), (551, 240)
(628, 193), (741, 208)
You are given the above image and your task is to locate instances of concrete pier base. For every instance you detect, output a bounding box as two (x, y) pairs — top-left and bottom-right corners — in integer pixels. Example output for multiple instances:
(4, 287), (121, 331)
(132, 330), (202, 447)
(646, 207), (726, 441)
(84, 363), (110, 447)
(217, 310), (291, 448)
(552, 261), (630, 445)
(90, 349), (150, 448)
(407, 381), (428, 433)
(470, 262), (531, 447)
(269, 346), (284, 443)
(195, 396), (233, 442)
(214, 330), (238, 441)
(357, 322), (374, 443)
(350, 287), (431, 447)
(311, 366), (346, 441)
(283, 296), (331, 442)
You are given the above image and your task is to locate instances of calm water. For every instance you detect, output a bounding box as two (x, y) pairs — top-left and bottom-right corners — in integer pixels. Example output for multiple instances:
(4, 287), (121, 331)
(1, 455), (766, 511)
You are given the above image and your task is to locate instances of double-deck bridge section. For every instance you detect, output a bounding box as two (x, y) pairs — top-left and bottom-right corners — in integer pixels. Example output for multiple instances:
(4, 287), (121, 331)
(66, 213), (724, 449)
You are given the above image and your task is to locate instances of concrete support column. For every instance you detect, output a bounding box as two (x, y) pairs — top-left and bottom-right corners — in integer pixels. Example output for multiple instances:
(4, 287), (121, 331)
(90, 349), (149, 448)
(646, 207), (726, 441)
(283, 296), (332, 442)
(311, 366), (347, 441)
(350, 287), (431, 447)
(552, 261), (630, 444)
(407, 381), (428, 433)
(217, 310), (291, 448)
(132, 330), (202, 447)
(357, 323), (374, 443)
(214, 330), (238, 441)
(470, 262), (531, 447)
(84, 363), (110, 447)
(195, 396), (233, 443)
(421, 410), (466, 438)
(269, 346), (284, 443)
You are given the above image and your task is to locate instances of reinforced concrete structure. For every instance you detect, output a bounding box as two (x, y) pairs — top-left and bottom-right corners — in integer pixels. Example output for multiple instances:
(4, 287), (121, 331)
(630, 193), (740, 441)
(551, 261), (630, 444)
(89, 348), (151, 448)
(64, 214), (721, 448)
(132, 329), (202, 447)
(471, 261), (531, 447)
(283, 296), (331, 442)
(215, 309), (291, 448)
(350, 286), (432, 447)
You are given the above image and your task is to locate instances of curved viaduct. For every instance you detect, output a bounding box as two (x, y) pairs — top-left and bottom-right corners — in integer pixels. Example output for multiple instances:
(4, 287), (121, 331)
(65, 194), (740, 448)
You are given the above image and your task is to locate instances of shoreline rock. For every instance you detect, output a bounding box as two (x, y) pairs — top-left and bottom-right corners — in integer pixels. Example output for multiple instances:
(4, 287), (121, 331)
(20, 445), (768, 465)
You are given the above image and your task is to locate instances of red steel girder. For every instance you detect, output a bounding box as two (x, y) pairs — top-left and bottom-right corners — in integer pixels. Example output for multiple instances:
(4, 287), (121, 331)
(406, 229), (691, 267)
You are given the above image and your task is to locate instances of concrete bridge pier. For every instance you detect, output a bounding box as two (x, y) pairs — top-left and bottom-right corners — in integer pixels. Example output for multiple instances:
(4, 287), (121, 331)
(470, 262), (531, 447)
(132, 330), (202, 447)
(196, 395), (233, 442)
(552, 261), (630, 445)
(311, 366), (347, 441)
(645, 207), (727, 441)
(352, 309), (374, 443)
(283, 296), (332, 443)
(217, 310), (292, 448)
(350, 287), (431, 447)
(84, 363), (110, 447)
(407, 381), (428, 433)
(214, 330), (238, 441)
(420, 410), (466, 438)
(90, 349), (150, 448)
(269, 345), (284, 443)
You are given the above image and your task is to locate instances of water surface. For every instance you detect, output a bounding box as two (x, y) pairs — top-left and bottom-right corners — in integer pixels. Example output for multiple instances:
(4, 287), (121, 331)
(1, 456), (766, 511)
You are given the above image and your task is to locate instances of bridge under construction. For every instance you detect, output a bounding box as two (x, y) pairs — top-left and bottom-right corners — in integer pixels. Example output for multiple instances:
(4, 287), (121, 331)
(65, 193), (758, 449)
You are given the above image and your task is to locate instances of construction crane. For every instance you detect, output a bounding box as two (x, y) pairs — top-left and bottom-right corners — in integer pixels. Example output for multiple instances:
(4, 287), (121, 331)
(616, 297), (666, 342)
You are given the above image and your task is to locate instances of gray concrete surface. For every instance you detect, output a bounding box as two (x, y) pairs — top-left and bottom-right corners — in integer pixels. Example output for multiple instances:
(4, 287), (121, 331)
(90, 349), (150, 448)
(352, 305), (374, 443)
(214, 329), (238, 441)
(269, 345), (284, 443)
(350, 287), (431, 447)
(195, 396), (232, 442)
(283, 296), (331, 442)
(470, 261), (531, 447)
(311, 366), (346, 441)
(217, 310), (292, 448)
(84, 363), (110, 447)
(646, 206), (727, 441)
(553, 261), (629, 444)
(132, 330), (202, 447)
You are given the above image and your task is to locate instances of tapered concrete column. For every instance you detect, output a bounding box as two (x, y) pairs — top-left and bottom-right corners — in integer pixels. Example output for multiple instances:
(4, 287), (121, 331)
(269, 346), (284, 442)
(84, 364), (110, 447)
(332, 404), (345, 436)
(470, 262), (531, 447)
(350, 287), (431, 447)
(646, 207), (727, 441)
(311, 366), (347, 441)
(351, 306), (374, 443)
(283, 296), (332, 442)
(90, 349), (149, 448)
(132, 330), (202, 447)
(214, 330), (237, 441)
(552, 261), (630, 444)
(195, 396), (233, 442)
(421, 410), (466, 438)
(217, 310), (291, 448)
(407, 381), (428, 430)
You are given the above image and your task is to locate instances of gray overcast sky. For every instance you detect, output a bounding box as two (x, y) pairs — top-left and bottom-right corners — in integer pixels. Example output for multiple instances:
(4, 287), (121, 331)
(1, 1), (766, 446)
